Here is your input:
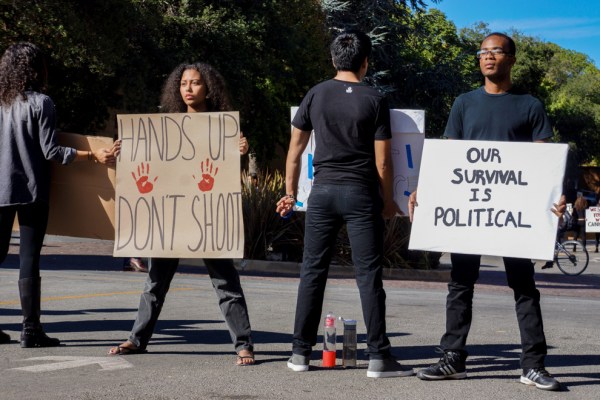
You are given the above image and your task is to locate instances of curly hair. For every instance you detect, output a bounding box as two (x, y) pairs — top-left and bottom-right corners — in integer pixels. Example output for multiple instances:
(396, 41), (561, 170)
(159, 62), (232, 113)
(0, 42), (47, 106)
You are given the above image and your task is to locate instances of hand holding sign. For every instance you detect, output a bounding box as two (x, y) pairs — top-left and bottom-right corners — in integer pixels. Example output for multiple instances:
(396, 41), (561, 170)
(239, 133), (249, 155)
(131, 162), (157, 194)
(408, 189), (418, 222)
(551, 195), (566, 218)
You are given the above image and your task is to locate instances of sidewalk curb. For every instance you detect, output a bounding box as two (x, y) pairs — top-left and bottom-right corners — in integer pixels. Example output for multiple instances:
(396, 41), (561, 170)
(14, 235), (453, 283)
(179, 258), (452, 282)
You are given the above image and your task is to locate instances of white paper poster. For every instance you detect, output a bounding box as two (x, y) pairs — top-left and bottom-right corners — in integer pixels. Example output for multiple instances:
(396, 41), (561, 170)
(409, 139), (568, 260)
(290, 107), (313, 211)
(585, 207), (600, 233)
(390, 110), (425, 215)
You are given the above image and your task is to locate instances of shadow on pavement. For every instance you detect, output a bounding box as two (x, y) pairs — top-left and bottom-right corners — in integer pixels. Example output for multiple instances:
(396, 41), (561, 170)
(475, 266), (600, 292)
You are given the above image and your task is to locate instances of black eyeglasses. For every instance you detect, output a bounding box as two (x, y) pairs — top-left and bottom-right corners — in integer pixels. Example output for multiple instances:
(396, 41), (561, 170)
(476, 49), (513, 58)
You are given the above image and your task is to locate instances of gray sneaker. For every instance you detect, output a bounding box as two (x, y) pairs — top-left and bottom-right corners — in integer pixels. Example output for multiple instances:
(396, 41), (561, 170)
(287, 354), (309, 372)
(367, 357), (414, 378)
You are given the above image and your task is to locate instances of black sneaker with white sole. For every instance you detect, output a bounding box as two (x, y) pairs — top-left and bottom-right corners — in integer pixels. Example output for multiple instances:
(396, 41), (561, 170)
(417, 350), (467, 380)
(520, 368), (560, 391)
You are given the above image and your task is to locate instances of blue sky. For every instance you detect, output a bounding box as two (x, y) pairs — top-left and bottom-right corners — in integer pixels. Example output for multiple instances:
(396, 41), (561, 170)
(427, 0), (600, 67)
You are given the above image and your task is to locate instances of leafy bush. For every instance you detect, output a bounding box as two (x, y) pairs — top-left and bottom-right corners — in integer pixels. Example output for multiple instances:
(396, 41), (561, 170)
(241, 169), (304, 261)
(332, 217), (441, 269)
(381, 217), (442, 269)
(241, 169), (441, 269)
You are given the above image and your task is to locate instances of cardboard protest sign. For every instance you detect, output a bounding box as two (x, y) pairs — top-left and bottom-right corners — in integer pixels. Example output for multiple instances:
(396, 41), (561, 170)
(585, 207), (600, 232)
(16, 133), (116, 240)
(113, 112), (244, 258)
(409, 139), (568, 260)
(291, 108), (425, 214)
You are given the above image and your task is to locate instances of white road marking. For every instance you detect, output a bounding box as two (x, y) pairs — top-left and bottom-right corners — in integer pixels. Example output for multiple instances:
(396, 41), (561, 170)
(11, 356), (133, 372)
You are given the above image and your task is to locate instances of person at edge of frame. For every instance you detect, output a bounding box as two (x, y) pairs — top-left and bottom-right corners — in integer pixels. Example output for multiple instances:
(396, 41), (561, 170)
(0, 42), (120, 347)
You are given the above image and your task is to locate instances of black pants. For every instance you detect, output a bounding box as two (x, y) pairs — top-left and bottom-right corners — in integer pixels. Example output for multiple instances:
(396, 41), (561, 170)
(440, 253), (547, 369)
(292, 184), (391, 360)
(0, 202), (49, 279)
(128, 257), (253, 352)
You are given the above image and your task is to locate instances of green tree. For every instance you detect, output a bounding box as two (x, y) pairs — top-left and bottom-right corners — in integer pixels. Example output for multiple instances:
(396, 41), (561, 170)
(509, 32), (556, 102)
(1, 0), (135, 132)
(320, 0), (432, 90)
(389, 8), (478, 136)
(320, 3), (477, 136)
(3, 0), (598, 167)
(0, 0), (331, 164)
(547, 68), (600, 164)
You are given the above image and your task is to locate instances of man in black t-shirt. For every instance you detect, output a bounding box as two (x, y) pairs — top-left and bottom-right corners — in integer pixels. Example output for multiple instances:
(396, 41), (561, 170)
(276, 30), (410, 378)
(410, 33), (561, 391)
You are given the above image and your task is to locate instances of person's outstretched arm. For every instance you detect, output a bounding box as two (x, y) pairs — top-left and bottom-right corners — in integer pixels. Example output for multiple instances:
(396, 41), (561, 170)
(276, 127), (310, 217)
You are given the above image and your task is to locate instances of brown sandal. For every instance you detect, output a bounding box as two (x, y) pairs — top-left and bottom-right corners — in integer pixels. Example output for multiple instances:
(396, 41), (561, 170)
(108, 342), (147, 356)
(125, 258), (148, 273)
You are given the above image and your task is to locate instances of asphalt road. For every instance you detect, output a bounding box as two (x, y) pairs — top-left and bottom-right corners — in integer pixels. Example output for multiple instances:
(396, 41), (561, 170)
(0, 237), (598, 399)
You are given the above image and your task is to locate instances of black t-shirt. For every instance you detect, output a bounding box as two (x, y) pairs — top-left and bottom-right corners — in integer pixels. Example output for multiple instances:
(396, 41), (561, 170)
(292, 79), (391, 187)
(444, 87), (553, 142)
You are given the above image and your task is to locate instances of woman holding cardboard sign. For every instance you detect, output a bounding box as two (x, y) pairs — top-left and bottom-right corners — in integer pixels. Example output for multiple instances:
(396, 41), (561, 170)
(0, 43), (120, 347)
(108, 62), (254, 366)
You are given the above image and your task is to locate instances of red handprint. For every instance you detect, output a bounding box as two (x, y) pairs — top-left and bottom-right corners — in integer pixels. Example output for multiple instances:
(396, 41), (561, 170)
(131, 162), (158, 194)
(193, 158), (219, 192)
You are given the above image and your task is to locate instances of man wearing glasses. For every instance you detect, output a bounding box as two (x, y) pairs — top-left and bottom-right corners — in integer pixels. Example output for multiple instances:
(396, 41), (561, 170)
(411, 33), (560, 391)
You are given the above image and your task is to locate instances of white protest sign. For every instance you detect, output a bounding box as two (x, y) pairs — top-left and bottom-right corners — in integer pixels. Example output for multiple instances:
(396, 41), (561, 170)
(291, 108), (425, 214)
(585, 207), (600, 232)
(391, 110), (425, 215)
(114, 112), (244, 258)
(291, 107), (313, 211)
(409, 139), (568, 260)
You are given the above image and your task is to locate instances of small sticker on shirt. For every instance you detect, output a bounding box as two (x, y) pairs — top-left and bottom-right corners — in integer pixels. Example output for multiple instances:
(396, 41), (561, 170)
(346, 87), (353, 93)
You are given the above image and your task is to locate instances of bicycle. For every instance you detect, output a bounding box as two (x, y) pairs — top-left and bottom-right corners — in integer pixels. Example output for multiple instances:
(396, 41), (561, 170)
(544, 239), (589, 276)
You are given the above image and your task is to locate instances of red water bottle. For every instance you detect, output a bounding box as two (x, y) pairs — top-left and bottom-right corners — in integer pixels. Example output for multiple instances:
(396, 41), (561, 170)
(322, 312), (336, 368)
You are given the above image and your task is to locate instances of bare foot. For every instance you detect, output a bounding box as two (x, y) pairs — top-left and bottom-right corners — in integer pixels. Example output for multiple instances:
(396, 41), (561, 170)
(236, 348), (255, 366)
(108, 340), (146, 355)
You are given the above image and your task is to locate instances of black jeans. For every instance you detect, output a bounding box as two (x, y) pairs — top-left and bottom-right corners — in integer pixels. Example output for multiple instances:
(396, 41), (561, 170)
(440, 253), (548, 369)
(128, 257), (253, 352)
(292, 184), (391, 360)
(0, 202), (49, 279)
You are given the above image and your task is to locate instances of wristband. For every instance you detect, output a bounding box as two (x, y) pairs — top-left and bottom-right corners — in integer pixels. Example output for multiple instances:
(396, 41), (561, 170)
(280, 209), (295, 220)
